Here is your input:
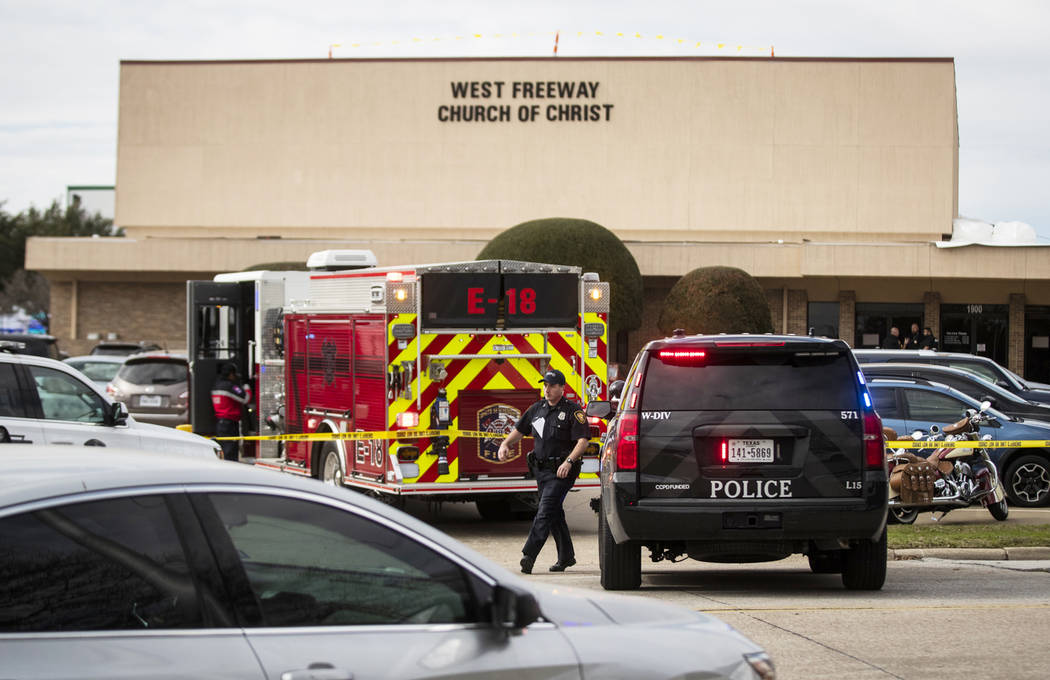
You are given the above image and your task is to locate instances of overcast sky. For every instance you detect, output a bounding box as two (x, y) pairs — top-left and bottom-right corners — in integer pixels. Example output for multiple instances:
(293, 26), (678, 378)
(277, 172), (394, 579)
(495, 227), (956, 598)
(2, 0), (1048, 241)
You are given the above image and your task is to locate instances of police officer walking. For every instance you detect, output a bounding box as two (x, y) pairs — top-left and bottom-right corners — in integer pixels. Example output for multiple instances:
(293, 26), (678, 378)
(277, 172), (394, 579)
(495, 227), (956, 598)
(498, 369), (590, 574)
(211, 363), (252, 462)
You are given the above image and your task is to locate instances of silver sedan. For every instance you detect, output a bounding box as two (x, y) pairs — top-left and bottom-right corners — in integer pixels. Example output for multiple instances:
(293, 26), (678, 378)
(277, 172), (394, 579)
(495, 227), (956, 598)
(0, 448), (774, 680)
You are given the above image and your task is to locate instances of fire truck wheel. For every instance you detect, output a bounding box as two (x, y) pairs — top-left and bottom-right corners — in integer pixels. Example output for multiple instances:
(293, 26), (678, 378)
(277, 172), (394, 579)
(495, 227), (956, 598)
(476, 497), (513, 521)
(319, 441), (344, 486)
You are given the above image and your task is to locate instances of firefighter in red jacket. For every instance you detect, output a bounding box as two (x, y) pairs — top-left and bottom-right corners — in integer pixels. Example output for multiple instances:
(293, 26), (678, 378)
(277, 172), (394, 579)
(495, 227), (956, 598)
(211, 363), (252, 462)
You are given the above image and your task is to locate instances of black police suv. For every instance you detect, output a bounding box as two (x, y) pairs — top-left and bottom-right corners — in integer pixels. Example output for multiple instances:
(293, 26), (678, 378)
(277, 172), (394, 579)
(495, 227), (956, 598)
(588, 334), (888, 591)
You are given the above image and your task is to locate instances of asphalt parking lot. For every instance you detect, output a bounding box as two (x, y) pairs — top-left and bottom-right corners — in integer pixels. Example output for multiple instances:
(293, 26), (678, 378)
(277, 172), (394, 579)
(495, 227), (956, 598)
(406, 493), (1050, 680)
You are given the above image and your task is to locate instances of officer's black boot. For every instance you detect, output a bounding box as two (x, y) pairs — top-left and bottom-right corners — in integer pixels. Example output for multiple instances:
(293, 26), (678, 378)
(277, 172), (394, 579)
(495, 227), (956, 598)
(520, 554), (536, 574)
(549, 557), (576, 572)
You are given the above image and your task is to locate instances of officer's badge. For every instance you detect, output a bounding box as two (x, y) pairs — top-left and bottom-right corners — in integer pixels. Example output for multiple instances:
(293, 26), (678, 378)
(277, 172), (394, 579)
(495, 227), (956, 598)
(478, 403), (520, 463)
(558, 411), (566, 421)
(574, 410), (586, 424)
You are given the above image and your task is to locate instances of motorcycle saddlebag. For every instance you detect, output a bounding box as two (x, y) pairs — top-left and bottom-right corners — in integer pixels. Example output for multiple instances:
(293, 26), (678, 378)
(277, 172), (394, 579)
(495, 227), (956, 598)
(890, 461), (938, 505)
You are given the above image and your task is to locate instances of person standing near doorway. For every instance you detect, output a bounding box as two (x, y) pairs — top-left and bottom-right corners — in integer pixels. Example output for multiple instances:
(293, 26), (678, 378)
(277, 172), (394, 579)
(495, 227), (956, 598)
(883, 326), (903, 349)
(904, 323), (922, 349)
(211, 363), (251, 462)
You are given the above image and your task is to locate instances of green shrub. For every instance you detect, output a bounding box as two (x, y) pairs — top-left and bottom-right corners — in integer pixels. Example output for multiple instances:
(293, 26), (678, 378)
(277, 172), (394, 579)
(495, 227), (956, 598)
(658, 266), (773, 336)
(478, 218), (643, 331)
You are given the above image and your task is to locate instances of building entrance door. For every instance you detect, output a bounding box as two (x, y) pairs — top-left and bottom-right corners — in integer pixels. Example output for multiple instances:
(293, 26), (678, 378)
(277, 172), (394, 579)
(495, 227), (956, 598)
(854, 303), (923, 349)
(1024, 306), (1050, 383)
(940, 304), (1008, 366)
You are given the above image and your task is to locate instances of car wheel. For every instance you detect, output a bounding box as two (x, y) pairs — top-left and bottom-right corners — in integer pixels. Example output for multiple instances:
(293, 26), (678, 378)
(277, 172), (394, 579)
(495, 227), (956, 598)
(599, 505), (641, 590)
(841, 527), (887, 591)
(319, 441), (344, 486)
(988, 497), (1009, 521)
(1005, 455), (1050, 507)
(475, 497), (513, 521)
(807, 550), (844, 574)
(889, 506), (918, 525)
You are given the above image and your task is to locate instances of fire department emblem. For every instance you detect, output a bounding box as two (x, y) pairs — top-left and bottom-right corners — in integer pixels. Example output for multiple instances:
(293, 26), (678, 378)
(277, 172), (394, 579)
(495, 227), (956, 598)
(478, 403), (520, 463)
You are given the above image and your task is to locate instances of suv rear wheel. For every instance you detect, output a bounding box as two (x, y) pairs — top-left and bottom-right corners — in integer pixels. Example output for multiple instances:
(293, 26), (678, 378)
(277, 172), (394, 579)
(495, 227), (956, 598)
(841, 527), (887, 590)
(599, 507), (641, 590)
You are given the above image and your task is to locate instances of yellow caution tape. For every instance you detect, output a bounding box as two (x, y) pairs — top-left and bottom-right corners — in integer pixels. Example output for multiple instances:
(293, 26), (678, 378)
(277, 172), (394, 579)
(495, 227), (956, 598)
(214, 428), (531, 443)
(886, 440), (1050, 450)
(327, 31), (772, 55)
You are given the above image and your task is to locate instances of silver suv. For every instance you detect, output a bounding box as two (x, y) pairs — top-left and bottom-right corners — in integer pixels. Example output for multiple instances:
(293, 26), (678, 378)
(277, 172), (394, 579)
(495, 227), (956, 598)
(0, 351), (219, 459)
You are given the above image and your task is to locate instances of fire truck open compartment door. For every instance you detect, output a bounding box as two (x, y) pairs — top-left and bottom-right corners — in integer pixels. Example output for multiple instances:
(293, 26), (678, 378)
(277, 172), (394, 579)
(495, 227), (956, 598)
(187, 281), (254, 438)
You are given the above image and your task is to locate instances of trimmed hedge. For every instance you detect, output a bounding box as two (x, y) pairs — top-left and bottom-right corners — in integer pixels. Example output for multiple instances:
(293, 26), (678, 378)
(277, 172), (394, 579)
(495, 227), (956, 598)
(478, 218), (643, 331)
(658, 266), (773, 336)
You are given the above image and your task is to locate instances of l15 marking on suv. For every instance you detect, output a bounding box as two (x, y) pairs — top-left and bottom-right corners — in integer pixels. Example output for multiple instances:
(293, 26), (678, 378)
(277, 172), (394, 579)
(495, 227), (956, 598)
(710, 479), (793, 499)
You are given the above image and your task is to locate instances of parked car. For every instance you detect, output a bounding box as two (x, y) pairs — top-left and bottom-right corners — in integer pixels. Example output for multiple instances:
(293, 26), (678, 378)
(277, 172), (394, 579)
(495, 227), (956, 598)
(854, 349), (1050, 404)
(860, 362), (1050, 423)
(0, 333), (65, 360)
(63, 354), (127, 390)
(0, 352), (219, 459)
(0, 447), (774, 680)
(106, 352), (189, 427)
(868, 376), (1050, 507)
(90, 340), (163, 356)
(588, 334), (888, 591)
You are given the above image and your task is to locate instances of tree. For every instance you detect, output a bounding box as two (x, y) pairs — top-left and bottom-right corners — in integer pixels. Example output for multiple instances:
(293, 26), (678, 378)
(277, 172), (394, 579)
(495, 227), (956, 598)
(658, 266), (773, 336)
(477, 218), (644, 334)
(0, 198), (122, 316)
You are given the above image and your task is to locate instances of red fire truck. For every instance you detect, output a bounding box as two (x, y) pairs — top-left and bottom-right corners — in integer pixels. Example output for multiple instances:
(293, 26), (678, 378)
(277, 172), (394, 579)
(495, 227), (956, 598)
(188, 253), (609, 518)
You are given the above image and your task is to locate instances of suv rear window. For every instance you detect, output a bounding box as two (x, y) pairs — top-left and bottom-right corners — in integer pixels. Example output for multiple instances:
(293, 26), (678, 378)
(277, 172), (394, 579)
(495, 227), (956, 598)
(640, 350), (859, 411)
(117, 360), (187, 385)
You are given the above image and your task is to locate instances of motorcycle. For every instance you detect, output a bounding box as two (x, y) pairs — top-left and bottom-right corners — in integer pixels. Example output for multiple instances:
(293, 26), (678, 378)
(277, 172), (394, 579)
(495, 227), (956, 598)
(884, 402), (1009, 524)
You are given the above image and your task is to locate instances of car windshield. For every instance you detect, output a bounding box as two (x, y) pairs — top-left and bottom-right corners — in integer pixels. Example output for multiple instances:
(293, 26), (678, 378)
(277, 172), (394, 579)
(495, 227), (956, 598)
(936, 385), (1012, 422)
(117, 360), (187, 385)
(68, 360), (122, 383)
(641, 349), (859, 411)
(1003, 366), (1036, 390)
(948, 361), (1017, 389)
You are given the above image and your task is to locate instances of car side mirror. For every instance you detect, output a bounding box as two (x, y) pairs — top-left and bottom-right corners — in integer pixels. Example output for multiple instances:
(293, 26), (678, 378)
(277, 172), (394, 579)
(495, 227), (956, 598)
(106, 401), (130, 426)
(608, 379), (625, 400)
(490, 584), (540, 634)
(586, 400), (614, 420)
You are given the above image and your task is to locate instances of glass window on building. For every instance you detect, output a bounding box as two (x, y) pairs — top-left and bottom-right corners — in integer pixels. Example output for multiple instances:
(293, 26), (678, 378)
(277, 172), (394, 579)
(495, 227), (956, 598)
(854, 303), (923, 349)
(940, 304), (1008, 367)
(807, 302), (840, 339)
(1024, 306), (1050, 383)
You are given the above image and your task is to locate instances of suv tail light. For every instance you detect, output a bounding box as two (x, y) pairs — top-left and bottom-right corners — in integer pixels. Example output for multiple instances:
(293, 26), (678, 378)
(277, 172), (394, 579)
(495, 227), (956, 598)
(863, 410), (885, 470)
(615, 412), (639, 470)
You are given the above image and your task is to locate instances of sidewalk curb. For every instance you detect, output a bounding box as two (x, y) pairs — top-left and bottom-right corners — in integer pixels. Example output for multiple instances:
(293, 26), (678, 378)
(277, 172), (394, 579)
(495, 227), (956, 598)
(891, 546), (1050, 561)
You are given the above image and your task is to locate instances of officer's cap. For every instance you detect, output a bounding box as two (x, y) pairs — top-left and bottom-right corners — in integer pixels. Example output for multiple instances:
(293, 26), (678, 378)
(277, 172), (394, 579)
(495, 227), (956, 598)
(539, 368), (566, 386)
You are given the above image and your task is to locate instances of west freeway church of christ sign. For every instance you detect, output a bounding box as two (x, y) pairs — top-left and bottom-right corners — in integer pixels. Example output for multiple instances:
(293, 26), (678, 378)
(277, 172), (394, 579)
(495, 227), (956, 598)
(437, 80), (615, 123)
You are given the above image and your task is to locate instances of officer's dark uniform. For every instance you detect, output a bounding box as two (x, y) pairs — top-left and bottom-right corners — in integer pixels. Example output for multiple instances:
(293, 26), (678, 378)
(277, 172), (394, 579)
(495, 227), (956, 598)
(515, 378), (589, 572)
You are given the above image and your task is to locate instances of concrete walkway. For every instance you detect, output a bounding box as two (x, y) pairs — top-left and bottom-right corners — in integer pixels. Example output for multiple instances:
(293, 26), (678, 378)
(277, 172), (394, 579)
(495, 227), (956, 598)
(891, 546), (1050, 560)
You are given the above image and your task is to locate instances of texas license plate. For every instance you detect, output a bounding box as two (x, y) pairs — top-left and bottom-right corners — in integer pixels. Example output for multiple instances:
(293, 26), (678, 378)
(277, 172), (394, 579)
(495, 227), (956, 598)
(728, 439), (774, 463)
(139, 395), (163, 407)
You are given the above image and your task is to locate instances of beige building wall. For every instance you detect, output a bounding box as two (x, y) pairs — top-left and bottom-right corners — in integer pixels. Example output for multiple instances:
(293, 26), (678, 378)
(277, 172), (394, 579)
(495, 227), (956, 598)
(115, 57), (957, 243)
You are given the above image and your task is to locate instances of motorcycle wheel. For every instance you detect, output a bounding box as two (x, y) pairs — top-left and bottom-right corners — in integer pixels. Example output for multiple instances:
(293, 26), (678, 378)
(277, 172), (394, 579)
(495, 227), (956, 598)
(988, 497), (1009, 521)
(889, 506), (918, 525)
